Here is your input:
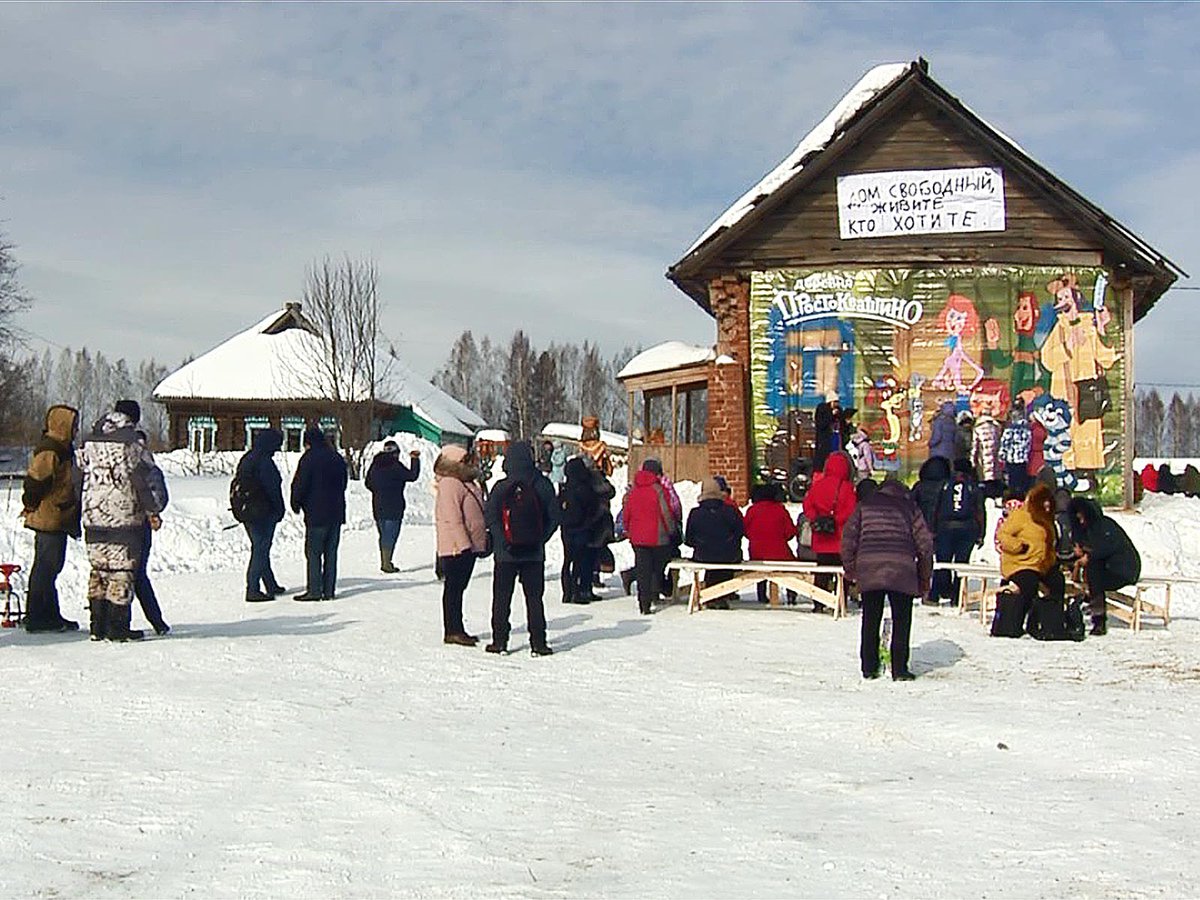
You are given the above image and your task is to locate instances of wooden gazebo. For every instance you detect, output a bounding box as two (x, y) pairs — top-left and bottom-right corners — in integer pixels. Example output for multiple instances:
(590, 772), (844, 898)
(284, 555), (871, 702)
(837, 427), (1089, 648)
(617, 342), (714, 483)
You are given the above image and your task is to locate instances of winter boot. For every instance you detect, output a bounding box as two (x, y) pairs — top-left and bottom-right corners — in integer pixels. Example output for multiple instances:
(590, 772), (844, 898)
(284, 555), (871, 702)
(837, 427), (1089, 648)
(1090, 613), (1107, 636)
(380, 550), (398, 574)
(89, 600), (109, 642)
(484, 641), (508, 654)
(620, 568), (634, 596)
(530, 641), (554, 657)
(107, 602), (144, 642)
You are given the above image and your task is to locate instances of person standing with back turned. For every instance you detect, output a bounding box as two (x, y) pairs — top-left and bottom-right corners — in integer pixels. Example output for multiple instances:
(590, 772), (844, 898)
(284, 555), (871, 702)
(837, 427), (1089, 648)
(484, 440), (560, 656)
(235, 427), (286, 602)
(291, 426), (348, 602)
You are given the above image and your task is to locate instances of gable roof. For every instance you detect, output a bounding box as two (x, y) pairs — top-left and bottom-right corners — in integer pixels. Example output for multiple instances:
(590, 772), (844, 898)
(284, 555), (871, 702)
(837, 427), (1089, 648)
(668, 60), (1184, 320)
(154, 304), (486, 436)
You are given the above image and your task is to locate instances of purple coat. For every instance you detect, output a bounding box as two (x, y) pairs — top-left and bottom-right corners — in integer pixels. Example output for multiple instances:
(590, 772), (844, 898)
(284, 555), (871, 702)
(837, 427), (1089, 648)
(841, 480), (934, 598)
(928, 401), (958, 461)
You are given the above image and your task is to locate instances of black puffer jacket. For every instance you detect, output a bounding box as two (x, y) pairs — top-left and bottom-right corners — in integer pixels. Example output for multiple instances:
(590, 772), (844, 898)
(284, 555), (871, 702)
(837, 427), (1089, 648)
(684, 498), (745, 564)
(910, 456), (951, 530)
(559, 457), (599, 533)
(1069, 498), (1141, 585)
(365, 451), (420, 521)
(236, 428), (285, 524)
(484, 441), (560, 564)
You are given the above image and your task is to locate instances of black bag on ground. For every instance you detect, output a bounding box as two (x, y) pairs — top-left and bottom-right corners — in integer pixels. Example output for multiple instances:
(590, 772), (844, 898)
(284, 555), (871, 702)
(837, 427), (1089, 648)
(991, 590), (1027, 638)
(1028, 596), (1068, 641)
(1065, 596), (1086, 642)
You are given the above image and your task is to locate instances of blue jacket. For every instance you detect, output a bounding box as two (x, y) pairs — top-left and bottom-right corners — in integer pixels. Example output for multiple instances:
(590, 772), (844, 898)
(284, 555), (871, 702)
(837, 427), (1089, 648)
(928, 402), (958, 461)
(484, 441), (560, 564)
(290, 428), (348, 527)
(236, 428), (285, 523)
(365, 451), (420, 521)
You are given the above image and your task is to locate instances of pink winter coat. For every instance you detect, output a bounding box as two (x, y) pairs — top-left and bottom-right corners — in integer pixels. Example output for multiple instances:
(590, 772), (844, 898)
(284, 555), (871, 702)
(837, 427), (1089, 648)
(434, 446), (488, 558)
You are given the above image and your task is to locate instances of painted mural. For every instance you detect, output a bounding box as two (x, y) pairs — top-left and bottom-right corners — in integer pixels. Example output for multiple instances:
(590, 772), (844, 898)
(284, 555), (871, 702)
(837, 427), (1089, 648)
(749, 266), (1126, 496)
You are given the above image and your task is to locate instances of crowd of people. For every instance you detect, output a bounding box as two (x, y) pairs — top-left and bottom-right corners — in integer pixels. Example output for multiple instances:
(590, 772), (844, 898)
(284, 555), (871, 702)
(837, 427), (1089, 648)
(15, 397), (1147, 675)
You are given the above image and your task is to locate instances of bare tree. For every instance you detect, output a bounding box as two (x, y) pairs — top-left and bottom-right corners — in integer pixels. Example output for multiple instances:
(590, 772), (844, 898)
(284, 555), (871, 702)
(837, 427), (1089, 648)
(300, 256), (387, 464)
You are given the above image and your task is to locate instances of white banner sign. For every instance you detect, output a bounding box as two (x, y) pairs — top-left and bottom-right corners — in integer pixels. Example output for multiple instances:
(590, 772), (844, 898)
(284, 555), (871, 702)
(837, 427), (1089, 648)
(836, 166), (1005, 239)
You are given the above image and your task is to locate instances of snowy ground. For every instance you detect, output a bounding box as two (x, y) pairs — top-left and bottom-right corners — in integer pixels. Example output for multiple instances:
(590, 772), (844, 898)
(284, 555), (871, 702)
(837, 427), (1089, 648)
(2, 453), (1200, 898)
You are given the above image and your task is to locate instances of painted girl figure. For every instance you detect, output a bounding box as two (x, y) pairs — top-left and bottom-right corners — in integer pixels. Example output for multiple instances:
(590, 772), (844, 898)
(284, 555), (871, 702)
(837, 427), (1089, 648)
(1038, 273), (1119, 471)
(931, 294), (984, 394)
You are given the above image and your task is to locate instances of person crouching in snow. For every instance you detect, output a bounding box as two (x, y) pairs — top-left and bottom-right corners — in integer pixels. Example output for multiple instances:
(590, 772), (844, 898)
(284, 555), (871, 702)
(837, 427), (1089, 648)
(434, 445), (488, 646)
(684, 477), (745, 609)
(996, 482), (1064, 629)
(801, 451), (857, 613)
(841, 479), (932, 681)
(77, 400), (166, 642)
(743, 482), (797, 605)
(1068, 497), (1141, 636)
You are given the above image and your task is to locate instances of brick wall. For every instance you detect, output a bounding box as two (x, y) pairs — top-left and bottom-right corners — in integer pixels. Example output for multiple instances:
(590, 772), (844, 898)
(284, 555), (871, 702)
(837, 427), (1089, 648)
(706, 274), (753, 500)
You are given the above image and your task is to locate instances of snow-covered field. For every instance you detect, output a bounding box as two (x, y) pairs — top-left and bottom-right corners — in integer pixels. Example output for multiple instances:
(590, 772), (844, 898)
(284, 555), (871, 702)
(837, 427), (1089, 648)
(2, 447), (1200, 898)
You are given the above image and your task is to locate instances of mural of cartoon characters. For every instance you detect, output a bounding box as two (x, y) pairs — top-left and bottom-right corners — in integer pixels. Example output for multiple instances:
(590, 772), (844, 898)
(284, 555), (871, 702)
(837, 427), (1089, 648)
(930, 294), (984, 394)
(968, 377), (1011, 421)
(983, 291), (1051, 407)
(1031, 396), (1075, 490)
(864, 374), (907, 464)
(1038, 273), (1119, 470)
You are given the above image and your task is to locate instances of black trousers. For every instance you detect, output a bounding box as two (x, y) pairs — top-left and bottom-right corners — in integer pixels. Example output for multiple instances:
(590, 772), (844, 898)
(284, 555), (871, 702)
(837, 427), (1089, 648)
(860, 590), (913, 677)
(491, 560), (547, 647)
(814, 551), (841, 601)
(134, 524), (167, 632)
(562, 528), (597, 600)
(1085, 559), (1134, 616)
(633, 545), (670, 612)
(26, 530), (68, 627)
(440, 551), (476, 637)
(934, 526), (978, 601)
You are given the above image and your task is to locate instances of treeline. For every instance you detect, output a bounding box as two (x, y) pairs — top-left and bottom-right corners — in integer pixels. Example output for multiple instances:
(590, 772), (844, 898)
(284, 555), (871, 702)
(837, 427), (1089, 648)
(1135, 388), (1200, 457)
(6, 348), (172, 446)
(433, 330), (640, 439)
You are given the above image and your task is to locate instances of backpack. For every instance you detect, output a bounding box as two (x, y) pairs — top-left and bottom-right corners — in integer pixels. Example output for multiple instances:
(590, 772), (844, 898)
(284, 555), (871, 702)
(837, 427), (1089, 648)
(229, 470), (270, 523)
(501, 480), (545, 553)
(938, 477), (979, 524)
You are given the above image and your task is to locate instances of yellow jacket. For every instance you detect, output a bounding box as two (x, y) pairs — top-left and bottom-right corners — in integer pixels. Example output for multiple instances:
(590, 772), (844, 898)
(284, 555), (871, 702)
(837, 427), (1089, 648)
(22, 405), (82, 536)
(997, 505), (1055, 577)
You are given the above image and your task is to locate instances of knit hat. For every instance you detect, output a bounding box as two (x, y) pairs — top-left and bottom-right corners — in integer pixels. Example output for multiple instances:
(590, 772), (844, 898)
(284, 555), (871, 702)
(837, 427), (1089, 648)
(698, 477), (724, 502)
(382, 440), (399, 453)
(114, 399), (141, 423)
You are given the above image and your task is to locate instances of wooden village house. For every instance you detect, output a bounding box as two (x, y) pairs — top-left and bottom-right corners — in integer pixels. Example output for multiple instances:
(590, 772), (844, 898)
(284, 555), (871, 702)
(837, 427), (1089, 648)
(153, 303), (485, 452)
(665, 59), (1183, 505)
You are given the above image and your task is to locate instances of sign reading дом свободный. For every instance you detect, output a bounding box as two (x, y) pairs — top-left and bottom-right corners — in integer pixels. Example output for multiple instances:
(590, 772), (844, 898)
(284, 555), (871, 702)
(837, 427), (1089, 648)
(836, 166), (1005, 239)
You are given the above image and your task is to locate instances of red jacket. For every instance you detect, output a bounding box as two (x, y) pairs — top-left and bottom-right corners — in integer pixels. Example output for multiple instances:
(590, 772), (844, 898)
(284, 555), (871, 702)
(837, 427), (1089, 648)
(622, 470), (673, 547)
(1140, 464), (1160, 493)
(1027, 419), (1047, 476)
(802, 452), (857, 556)
(743, 499), (796, 561)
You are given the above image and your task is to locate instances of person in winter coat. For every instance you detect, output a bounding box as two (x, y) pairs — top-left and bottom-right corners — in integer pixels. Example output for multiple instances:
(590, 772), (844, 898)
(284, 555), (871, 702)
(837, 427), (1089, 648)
(996, 482), (1064, 625)
(537, 440), (554, 475)
(927, 401), (958, 461)
(998, 402), (1033, 496)
(622, 458), (678, 615)
(743, 482), (798, 605)
(841, 479), (933, 681)
(290, 427), (349, 602)
(484, 440), (560, 655)
(801, 451), (857, 612)
(684, 477), (745, 609)
(1026, 414), (1047, 481)
(971, 410), (1003, 497)
(77, 400), (166, 641)
(133, 429), (170, 636)
(846, 426), (877, 484)
(1068, 497), (1141, 636)
(617, 458), (683, 601)
(954, 411), (974, 463)
(579, 417), (613, 477)
(236, 427), (287, 602)
(365, 440), (421, 573)
(548, 442), (567, 488)
(434, 444), (488, 646)
(21, 404), (82, 633)
(1139, 463), (1160, 494)
(910, 456), (951, 532)
(559, 456), (603, 604)
(931, 458), (986, 604)
(583, 454), (618, 589)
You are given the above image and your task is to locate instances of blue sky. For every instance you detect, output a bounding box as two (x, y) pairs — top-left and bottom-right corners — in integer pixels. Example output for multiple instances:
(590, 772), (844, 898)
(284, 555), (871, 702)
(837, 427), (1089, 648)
(0, 2), (1197, 387)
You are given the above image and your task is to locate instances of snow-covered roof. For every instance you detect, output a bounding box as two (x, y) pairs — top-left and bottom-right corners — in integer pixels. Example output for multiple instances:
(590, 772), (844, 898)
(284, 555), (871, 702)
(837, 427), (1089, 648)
(384, 356), (486, 437)
(617, 341), (714, 380)
(154, 307), (369, 402)
(154, 306), (485, 437)
(683, 63), (911, 256)
(539, 422), (630, 452)
(475, 428), (510, 442)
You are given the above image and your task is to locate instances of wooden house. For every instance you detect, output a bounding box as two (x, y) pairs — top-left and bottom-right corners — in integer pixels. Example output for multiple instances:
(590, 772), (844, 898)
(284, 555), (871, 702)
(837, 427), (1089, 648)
(666, 59), (1183, 504)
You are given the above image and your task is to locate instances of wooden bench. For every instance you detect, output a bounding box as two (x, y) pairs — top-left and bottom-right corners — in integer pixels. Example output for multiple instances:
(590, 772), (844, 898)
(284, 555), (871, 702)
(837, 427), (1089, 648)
(666, 560), (846, 618)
